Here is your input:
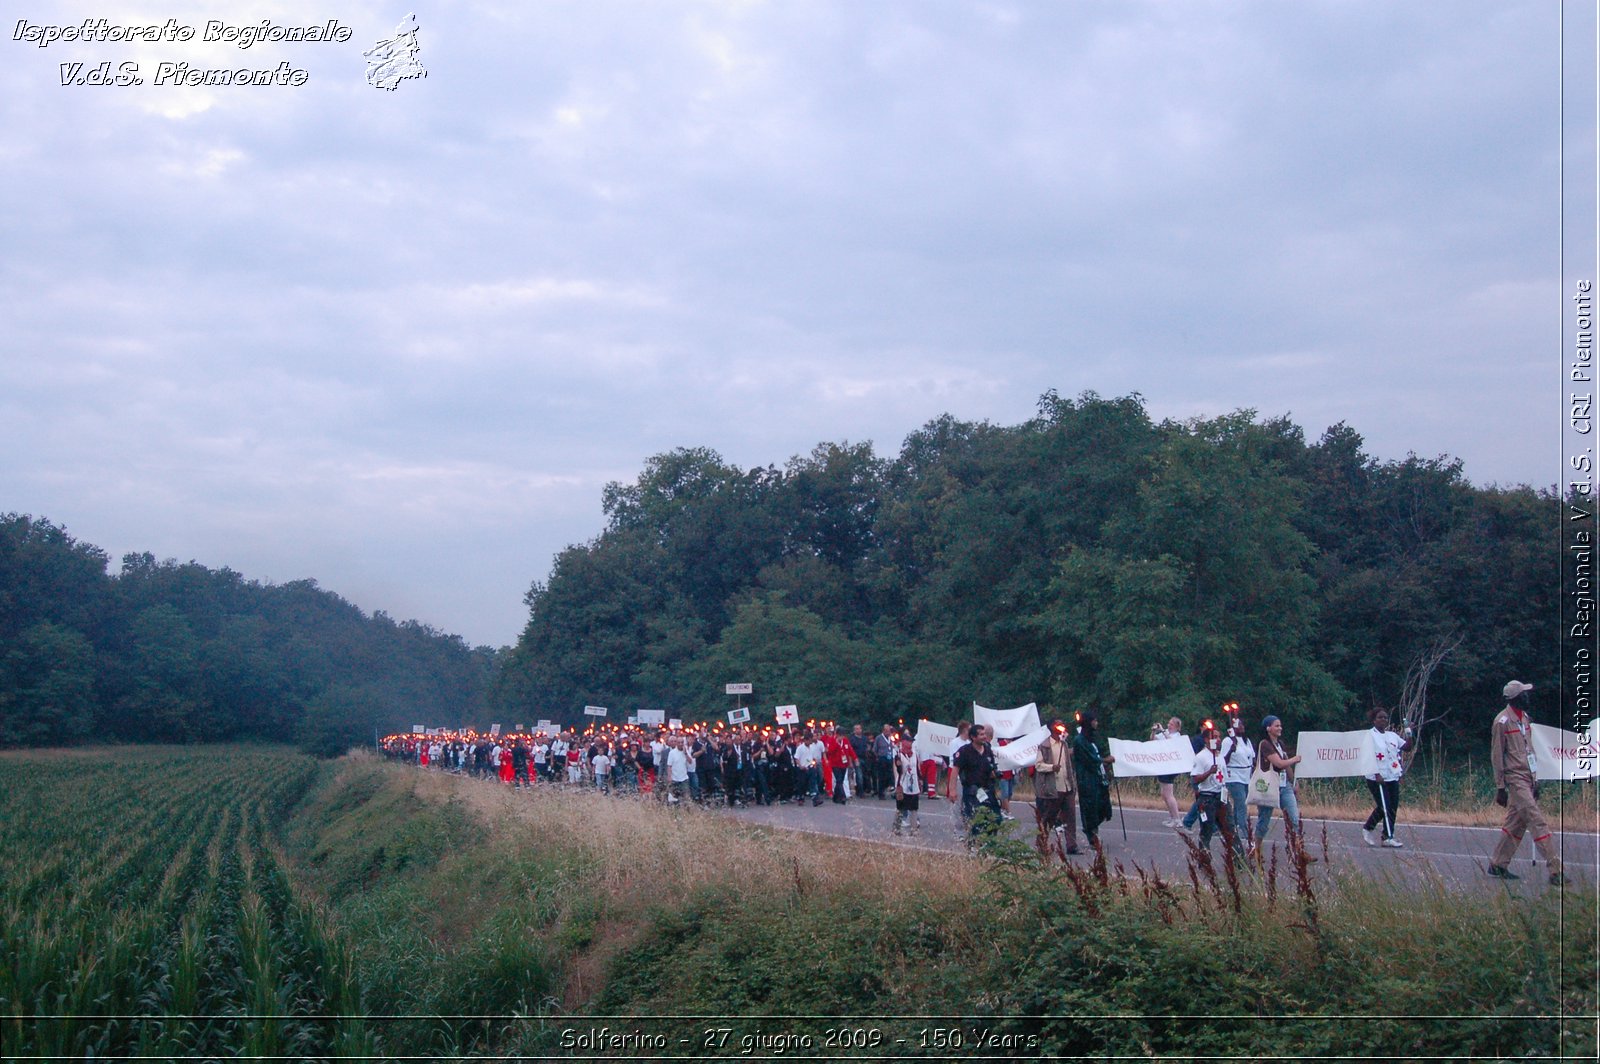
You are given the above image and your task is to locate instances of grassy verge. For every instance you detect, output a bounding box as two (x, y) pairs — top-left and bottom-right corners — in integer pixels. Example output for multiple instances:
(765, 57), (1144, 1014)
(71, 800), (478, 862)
(3, 747), (1591, 1060)
(280, 756), (1596, 1060)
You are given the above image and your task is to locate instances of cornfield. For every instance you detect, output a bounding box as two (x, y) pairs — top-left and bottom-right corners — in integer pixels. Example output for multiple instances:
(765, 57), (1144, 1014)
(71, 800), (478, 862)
(0, 746), (374, 1061)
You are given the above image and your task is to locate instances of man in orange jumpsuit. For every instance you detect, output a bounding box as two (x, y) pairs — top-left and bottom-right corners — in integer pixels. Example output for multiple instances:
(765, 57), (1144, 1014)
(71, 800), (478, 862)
(1487, 681), (1564, 885)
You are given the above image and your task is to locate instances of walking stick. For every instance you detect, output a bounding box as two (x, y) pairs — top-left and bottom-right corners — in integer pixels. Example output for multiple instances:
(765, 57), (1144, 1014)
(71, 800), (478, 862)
(1113, 770), (1128, 841)
(1376, 778), (1392, 840)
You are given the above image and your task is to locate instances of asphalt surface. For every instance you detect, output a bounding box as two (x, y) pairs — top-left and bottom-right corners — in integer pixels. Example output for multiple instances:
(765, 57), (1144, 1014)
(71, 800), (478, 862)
(719, 789), (1598, 896)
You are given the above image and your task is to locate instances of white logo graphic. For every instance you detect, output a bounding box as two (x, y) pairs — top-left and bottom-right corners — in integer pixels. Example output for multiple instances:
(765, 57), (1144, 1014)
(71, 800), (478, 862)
(364, 13), (426, 90)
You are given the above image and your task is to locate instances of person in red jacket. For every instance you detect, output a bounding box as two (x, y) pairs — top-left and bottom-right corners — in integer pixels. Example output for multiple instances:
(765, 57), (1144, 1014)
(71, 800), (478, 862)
(822, 724), (857, 804)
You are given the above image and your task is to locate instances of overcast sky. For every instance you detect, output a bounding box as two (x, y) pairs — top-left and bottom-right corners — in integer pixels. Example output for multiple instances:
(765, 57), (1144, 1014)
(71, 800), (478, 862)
(1, 0), (1585, 648)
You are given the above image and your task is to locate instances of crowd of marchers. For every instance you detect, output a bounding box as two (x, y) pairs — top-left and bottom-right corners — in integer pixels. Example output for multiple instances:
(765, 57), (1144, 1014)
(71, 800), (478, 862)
(376, 714), (1336, 862)
(379, 680), (1566, 886)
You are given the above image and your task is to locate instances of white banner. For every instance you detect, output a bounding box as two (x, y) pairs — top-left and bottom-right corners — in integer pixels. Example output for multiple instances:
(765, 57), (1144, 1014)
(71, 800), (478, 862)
(583, 705), (608, 717)
(728, 707), (752, 724)
(1106, 735), (1193, 778)
(669, 718), (683, 730)
(537, 719), (555, 732)
(411, 724), (424, 734)
(726, 682), (753, 694)
(1294, 730), (1379, 778)
(1531, 722), (1599, 780)
(775, 705), (799, 724)
(996, 726), (1052, 772)
(489, 723), (501, 737)
(636, 708), (666, 726)
(973, 701), (1041, 741)
(914, 719), (959, 762)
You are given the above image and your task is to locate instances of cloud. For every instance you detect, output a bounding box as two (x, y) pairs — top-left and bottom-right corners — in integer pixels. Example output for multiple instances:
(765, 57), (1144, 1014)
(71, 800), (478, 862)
(0, 0), (1567, 644)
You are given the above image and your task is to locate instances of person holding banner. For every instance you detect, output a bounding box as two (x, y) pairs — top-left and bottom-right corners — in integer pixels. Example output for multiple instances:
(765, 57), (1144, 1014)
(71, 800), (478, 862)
(1253, 715), (1317, 862)
(1153, 717), (1185, 826)
(942, 721), (971, 808)
(1487, 681), (1564, 884)
(1361, 709), (1413, 848)
(1071, 710), (1115, 847)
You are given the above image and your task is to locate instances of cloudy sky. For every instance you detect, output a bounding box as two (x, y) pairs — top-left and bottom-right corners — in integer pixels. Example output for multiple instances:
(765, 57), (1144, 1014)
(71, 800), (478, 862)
(2, 1), (1589, 648)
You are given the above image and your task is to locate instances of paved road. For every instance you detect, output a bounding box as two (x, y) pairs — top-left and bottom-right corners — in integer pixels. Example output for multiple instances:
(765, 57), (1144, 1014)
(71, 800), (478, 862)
(722, 792), (1597, 896)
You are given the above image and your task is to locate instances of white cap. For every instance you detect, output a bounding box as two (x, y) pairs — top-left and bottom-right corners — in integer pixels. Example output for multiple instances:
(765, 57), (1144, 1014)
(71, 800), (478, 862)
(1502, 680), (1534, 700)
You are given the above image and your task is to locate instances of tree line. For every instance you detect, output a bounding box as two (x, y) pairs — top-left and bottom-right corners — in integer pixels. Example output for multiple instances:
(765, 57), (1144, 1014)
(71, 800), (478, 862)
(2, 390), (1563, 756)
(0, 514), (494, 754)
(497, 391), (1560, 752)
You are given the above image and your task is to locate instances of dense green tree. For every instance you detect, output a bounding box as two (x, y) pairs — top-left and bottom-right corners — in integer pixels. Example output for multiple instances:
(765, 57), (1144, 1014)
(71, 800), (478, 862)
(0, 621), (98, 745)
(0, 515), (109, 643)
(297, 684), (386, 759)
(0, 520), (493, 750)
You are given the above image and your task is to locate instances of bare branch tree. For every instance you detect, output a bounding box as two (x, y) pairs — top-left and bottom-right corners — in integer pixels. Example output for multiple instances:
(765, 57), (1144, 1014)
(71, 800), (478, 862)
(1397, 630), (1463, 747)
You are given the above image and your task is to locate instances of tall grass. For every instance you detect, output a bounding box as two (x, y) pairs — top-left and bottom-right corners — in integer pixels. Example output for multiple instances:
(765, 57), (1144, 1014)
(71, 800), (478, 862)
(279, 755), (1594, 1060)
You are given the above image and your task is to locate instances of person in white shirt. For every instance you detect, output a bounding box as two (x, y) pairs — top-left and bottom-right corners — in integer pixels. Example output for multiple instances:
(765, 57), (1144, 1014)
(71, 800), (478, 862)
(1190, 725), (1227, 851)
(548, 735), (568, 784)
(793, 732), (826, 806)
(1361, 709), (1413, 847)
(892, 737), (922, 835)
(665, 738), (690, 803)
(592, 749), (612, 794)
(1219, 708), (1256, 856)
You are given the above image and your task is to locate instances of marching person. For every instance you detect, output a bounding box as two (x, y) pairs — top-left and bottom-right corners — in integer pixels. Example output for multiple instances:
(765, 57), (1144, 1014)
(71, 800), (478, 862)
(1189, 722), (1227, 852)
(794, 730), (825, 806)
(1071, 709), (1115, 848)
(665, 736), (690, 804)
(510, 738), (531, 789)
(823, 724), (857, 805)
(873, 724), (896, 799)
(1361, 708), (1413, 848)
(954, 724), (1002, 838)
(1153, 717), (1185, 827)
(1253, 715), (1317, 863)
(1219, 706), (1255, 856)
(892, 736), (922, 836)
(944, 721), (972, 837)
(849, 723), (872, 798)
(1487, 681), (1564, 884)
(1034, 718), (1081, 855)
